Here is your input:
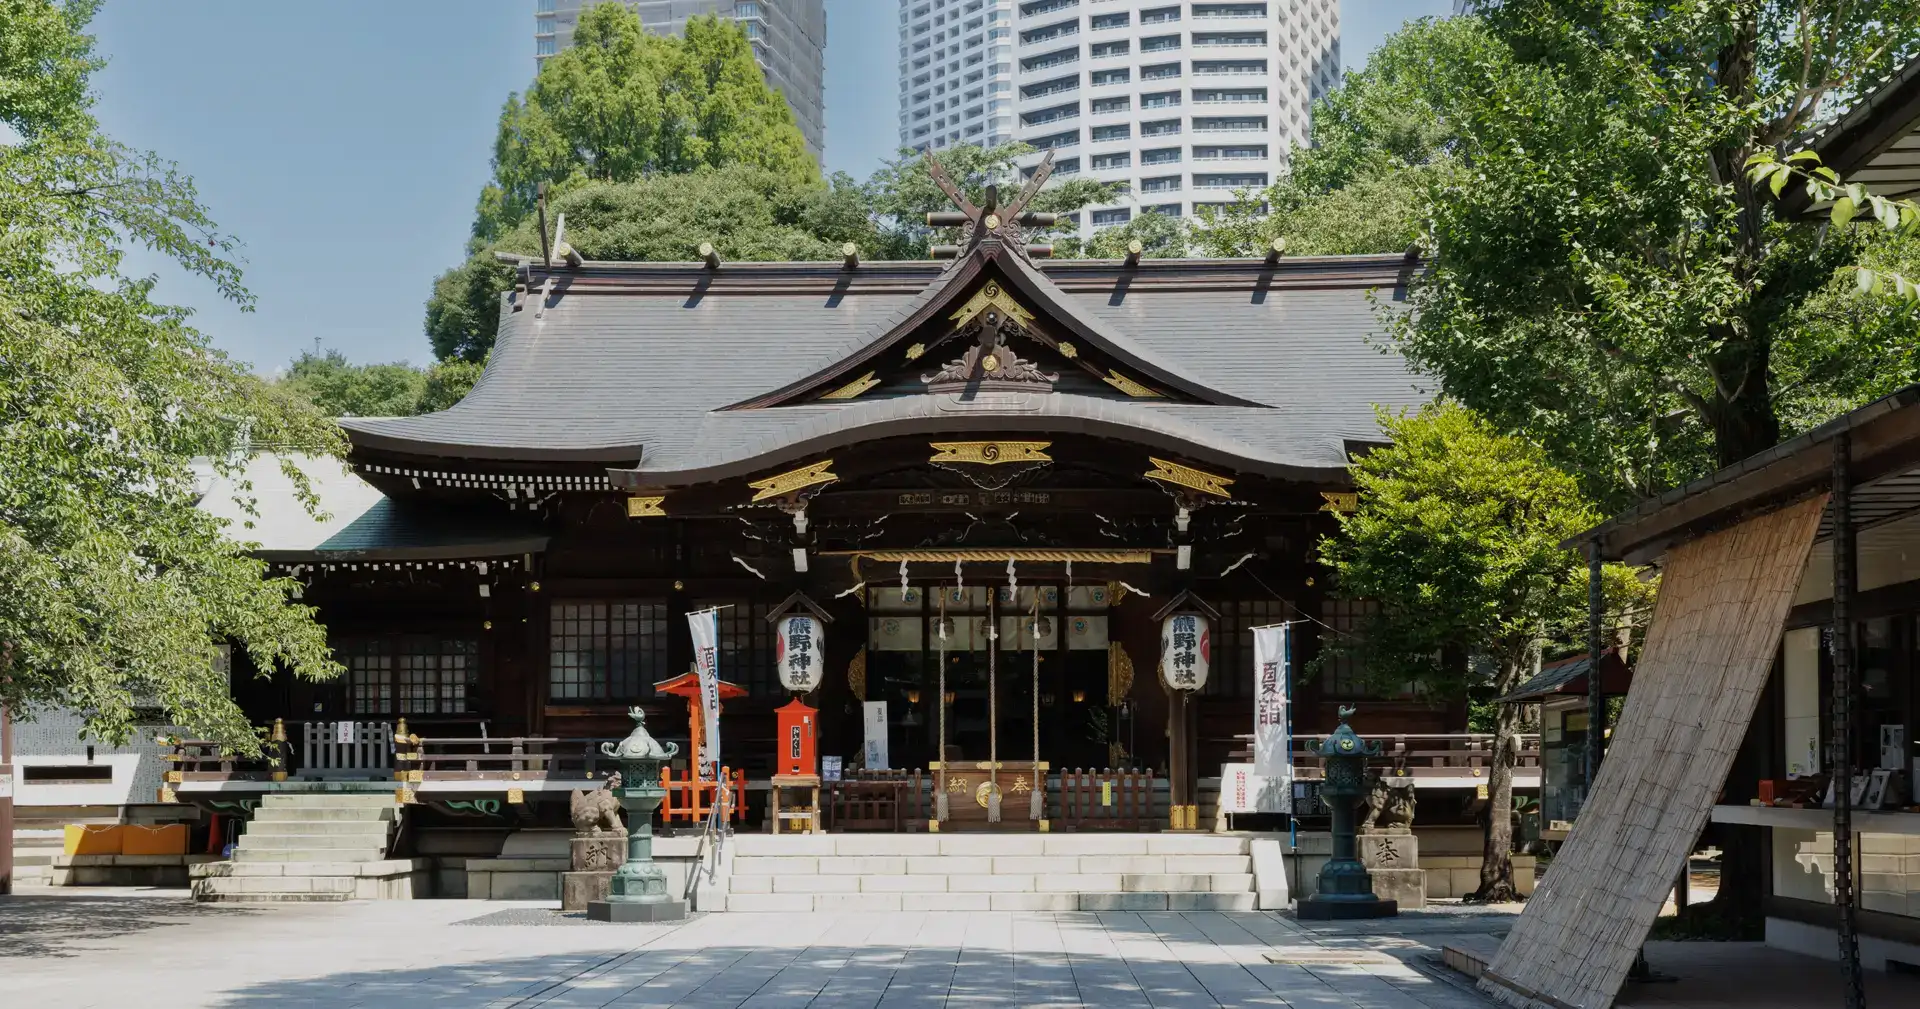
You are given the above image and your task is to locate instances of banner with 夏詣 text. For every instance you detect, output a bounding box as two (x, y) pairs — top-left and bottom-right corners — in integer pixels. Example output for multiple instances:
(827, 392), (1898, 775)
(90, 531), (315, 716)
(687, 607), (722, 774)
(1246, 623), (1292, 813)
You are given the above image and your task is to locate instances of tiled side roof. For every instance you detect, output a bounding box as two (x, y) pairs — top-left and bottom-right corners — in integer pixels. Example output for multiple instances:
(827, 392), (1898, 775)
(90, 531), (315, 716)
(193, 454), (548, 559)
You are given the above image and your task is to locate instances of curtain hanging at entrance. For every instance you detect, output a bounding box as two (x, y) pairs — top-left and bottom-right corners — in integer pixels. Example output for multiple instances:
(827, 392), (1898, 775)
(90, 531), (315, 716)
(1480, 495), (1827, 1009)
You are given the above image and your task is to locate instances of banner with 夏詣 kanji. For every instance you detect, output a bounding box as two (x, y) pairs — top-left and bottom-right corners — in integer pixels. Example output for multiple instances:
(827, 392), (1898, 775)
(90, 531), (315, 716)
(687, 607), (722, 774)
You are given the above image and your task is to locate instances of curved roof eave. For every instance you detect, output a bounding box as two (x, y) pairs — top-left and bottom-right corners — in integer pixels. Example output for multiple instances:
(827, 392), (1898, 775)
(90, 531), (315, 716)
(606, 394), (1354, 490)
(339, 419), (646, 464)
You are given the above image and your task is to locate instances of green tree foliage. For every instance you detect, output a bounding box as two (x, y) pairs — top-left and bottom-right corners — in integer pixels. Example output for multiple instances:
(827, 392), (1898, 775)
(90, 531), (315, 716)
(1320, 404), (1633, 901)
(473, 6), (815, 245)
(278, 351), (428, 418)
(1, 0), (341, 748)
(417, 358), (486, 413)
(1389, 1), (1920, 506)
(429, 166), (873, 362)
(1056, 208), (1190, 259)
(275, 352), (487, 417)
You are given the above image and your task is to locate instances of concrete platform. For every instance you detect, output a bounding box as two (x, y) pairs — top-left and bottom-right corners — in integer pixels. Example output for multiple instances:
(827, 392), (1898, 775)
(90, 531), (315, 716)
(50, 853), (220, 887)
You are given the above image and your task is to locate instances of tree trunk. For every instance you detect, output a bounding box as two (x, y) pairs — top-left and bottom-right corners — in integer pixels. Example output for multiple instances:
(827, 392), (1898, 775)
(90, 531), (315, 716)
(1470, 654), (1528, 903)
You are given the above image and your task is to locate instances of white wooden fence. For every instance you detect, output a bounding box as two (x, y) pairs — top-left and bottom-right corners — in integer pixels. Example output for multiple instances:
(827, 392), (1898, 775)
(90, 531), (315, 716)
(300, 721), (394, 779)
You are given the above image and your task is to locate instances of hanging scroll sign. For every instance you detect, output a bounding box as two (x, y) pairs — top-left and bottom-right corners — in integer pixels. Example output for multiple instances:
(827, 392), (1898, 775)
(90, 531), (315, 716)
(776, 614), (825, 693)
(1159, 612), (1211, 691)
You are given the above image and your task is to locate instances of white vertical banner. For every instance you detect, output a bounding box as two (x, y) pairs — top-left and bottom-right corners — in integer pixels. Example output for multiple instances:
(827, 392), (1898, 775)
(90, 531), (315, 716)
(863, 701), (890, 770)
(1252, 624), (1290, 778)
(687, 607), (722, 775)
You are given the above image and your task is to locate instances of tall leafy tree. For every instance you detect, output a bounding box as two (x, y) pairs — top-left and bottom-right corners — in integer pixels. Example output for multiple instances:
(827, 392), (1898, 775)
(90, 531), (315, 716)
(1320, 404), (1625, 902)
(473, 6), (815, 245)
(1, 0), (341, 748)
(1395, 1), (1920, 505)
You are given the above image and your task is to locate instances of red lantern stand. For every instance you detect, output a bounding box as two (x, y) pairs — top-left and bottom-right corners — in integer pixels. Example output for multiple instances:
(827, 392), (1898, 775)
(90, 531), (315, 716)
(652, 672), (749, 825)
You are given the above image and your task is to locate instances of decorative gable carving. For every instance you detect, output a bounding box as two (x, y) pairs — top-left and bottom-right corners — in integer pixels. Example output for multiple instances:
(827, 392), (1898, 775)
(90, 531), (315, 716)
(719, 149), (1262, 412)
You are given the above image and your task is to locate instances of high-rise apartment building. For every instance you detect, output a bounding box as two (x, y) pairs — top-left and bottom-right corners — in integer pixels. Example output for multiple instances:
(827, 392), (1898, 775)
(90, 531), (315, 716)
(536, 1), (827, 163)
(898, 0), (1339, 240)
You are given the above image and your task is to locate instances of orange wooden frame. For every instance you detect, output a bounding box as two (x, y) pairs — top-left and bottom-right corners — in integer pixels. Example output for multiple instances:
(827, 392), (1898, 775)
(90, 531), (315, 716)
(660, 764), (748, 823)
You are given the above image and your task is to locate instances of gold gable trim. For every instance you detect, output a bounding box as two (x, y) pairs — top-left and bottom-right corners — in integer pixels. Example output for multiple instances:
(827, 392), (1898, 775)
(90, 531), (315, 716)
(1144, 457), (1235, 499)
(928, 441), (1053, 465)
(748, 460), (838, 503)
(948, 281), (1036, 329)
(1103, 370), (1162, 398)
(821, 371), (880, 400)
(626, 495), (666, 518)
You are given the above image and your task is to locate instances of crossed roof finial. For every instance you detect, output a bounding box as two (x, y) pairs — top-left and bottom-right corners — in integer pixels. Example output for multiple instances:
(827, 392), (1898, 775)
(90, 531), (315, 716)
(923, 150), (1058, 261)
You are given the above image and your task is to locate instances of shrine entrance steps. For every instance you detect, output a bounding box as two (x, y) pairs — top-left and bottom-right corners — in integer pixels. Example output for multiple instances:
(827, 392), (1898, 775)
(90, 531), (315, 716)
(190, 792), (427, 902)
(723, 833), (1255, 913)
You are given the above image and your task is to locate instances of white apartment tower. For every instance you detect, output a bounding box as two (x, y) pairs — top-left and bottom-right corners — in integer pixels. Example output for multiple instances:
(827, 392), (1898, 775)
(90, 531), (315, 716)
(899, 0), (1340, 240)
(537, 1), (828, 163)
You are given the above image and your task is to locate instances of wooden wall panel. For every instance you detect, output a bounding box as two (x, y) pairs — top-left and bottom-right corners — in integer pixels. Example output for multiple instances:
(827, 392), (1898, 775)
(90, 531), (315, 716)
(1481, 495), (1827, 1009)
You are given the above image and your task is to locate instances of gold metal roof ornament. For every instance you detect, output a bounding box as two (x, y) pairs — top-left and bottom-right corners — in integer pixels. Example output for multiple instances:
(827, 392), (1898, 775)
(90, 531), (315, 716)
(948, 281), (1037, 329)
(748, 459), (838, 503)
(928, 441), (1052, 466)
(820, 371), (880, 400)
(1103, 370), (1162, 398)
(1144, 457), (1235, 499)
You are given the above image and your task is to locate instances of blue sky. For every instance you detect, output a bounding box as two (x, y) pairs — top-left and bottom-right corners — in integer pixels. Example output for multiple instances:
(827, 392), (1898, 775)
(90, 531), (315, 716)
(88, 1), (1451, 373)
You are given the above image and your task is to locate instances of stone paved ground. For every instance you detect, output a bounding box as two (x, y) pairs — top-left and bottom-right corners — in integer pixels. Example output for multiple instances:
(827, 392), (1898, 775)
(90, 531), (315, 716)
(9, 890), (1912, 1007)
(1, 889), (1501, 1009)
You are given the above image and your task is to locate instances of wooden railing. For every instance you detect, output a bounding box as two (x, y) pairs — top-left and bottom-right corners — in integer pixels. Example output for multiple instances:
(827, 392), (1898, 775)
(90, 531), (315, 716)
(661, 765), (748, 824)
(300, 720), (394, 778)
(1058, 767), (1156, 831)
(1287, 732), (1541, 779)
(825, 769), (928, 832)
(395, 735), (623, 784)
(161, 731), (289, 783)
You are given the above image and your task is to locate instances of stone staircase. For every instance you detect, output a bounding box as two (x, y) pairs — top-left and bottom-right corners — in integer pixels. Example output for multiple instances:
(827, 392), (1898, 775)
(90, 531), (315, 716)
(191, 792), (427, 902)
(724, 833), (1255, 912)
(7, 827), (65, 887)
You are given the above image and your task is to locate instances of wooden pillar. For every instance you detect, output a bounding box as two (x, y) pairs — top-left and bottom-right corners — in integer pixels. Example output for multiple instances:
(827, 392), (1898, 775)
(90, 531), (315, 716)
(1168, 689), (1189, 827)
(1587, 539), (1606, 795)
(1, 699), (14, 895)
(1830, 433), (1865, 1009)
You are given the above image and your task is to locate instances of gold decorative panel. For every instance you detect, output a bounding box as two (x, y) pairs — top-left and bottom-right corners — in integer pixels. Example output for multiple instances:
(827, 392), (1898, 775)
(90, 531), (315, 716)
(1144, 457), (1235, 499)
(626, 495), (666, 518)
(820, 371), (879, 400)
(1320, 491), (1358, 513)
(928, 441), (1053, 465)
(748, 460), (838, 503)
(905, 342), (926, 361)
(948, 281), (1036, 328)
(1102, 370), (1162, 398)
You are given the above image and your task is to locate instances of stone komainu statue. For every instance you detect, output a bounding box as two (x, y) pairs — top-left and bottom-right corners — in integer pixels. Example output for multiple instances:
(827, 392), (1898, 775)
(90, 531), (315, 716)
(1359, 769), (1416, 834)
(570, 774), (624, 836)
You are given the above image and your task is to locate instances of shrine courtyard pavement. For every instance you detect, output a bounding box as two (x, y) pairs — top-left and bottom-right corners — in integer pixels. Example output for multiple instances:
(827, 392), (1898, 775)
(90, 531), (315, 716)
(4, 889), (1915, 1009)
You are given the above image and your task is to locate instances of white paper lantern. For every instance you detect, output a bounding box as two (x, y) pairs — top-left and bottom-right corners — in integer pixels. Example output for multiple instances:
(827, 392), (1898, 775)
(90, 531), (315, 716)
(1159, 612), (1211, 692)
(776, 614), (825, 692)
